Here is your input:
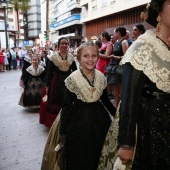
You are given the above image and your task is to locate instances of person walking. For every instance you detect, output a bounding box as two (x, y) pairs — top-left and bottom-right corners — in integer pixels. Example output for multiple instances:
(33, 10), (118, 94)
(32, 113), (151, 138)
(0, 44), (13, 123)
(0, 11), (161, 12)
(39, 37), (77, 128)
(41, 41), (116, 170)
(19, 54), (46, 108)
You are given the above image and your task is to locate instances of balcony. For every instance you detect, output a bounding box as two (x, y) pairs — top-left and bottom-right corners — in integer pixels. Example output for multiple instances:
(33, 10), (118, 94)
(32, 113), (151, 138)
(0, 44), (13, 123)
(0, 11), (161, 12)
(80, 0), (88, 6)
(67, 0), (80, 7)
(51, 14), (81, 28)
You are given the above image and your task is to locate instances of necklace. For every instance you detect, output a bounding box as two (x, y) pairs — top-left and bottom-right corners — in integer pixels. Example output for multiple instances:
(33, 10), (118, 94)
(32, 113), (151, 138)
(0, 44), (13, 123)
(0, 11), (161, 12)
(156, 32), (170, 47)
(59, 53), (67, 65)
(80, 69), (96, 99)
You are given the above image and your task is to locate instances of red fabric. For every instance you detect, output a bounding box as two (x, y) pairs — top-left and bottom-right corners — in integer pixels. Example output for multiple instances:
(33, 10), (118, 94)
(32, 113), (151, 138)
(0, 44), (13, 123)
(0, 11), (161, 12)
(96, 42), (113, 74)
(0, 51), (4, 64)
(39, 86), (58, 128)
(96, 58), (109, 74)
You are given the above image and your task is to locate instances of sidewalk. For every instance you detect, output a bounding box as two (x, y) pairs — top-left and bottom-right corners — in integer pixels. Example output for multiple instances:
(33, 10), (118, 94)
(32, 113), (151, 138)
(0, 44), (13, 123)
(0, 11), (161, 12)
(0, 70), (49, 170)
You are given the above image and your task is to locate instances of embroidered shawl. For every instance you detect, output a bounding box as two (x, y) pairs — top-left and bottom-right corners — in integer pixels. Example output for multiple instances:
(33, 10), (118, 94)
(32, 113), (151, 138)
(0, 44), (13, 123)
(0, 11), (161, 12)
(121, 30), (170, 93)
(49, 52), (75, 71)
(65, 69), (107, 102)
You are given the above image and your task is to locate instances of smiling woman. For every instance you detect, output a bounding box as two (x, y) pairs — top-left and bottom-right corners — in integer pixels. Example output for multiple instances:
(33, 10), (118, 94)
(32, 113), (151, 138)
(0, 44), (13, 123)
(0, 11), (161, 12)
(39, 37), (77, 128)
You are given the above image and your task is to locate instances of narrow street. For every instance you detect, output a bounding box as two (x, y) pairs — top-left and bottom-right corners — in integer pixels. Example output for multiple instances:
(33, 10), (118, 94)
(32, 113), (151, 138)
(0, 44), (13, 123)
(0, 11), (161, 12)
(0, 70), (49, 170)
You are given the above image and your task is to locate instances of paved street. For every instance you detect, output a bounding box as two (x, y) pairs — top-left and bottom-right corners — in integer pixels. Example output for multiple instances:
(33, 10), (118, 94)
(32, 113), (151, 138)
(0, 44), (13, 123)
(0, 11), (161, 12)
(0, 70), (49, 170)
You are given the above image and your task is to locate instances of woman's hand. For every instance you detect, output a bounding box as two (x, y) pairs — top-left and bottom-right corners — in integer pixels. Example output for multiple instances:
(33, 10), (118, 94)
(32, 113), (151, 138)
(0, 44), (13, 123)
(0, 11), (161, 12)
(108, 55), (114, 59)
(46, 87), (48, 94)
(118, 147), (134, 165)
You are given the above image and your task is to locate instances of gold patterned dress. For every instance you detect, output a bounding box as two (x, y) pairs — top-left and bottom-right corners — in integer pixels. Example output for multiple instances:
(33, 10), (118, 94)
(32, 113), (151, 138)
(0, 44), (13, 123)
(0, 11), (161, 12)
(98, 30), (170, 170)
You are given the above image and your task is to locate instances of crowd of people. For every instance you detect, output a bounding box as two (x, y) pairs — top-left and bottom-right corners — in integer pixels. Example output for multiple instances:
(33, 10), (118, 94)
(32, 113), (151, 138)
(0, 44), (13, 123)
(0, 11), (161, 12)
(2, 0), (170, 169)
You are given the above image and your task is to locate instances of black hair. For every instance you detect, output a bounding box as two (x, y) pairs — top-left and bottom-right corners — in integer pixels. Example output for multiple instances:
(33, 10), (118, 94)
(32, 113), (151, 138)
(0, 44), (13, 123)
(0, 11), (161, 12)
(95, 40), (102, 48)
(57, 37), (69, 47)
(115, 27), (127, 36)
(101, 31), (111, 41)
(146, 0), (166, 27)
(135, 24), (146, 34)
(42, 50), (47, 55)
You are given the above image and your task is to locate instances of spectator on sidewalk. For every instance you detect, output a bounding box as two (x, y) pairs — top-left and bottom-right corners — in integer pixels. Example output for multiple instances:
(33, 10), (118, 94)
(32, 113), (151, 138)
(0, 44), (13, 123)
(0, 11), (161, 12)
(0, 48), (4, 72)
(10, 48), (17, 70)
(2, 48), (8, 72)
(6, 48), (12, 70)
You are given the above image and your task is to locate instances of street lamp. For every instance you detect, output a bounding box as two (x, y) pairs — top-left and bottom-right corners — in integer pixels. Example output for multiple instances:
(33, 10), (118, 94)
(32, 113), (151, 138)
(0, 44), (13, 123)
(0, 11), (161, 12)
(0, 0), (9, 49)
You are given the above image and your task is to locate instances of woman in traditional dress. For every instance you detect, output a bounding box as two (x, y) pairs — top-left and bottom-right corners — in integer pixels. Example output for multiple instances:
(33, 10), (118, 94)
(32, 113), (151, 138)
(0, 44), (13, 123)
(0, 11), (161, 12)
(98, 0), (170, 169)
(39, 37), (77, 128)
(20, 54), (46, 108)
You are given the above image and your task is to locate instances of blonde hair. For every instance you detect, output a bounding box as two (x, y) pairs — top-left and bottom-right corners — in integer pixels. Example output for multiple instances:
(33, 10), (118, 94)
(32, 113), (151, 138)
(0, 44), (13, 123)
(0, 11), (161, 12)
(76, 41), (99, 61)
(32, 54), (40, 61)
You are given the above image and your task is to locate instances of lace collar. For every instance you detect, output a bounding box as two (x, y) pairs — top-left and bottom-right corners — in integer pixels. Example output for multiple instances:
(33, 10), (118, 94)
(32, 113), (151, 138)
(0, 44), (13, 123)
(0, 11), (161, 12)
(121, 30), (170, 93)
(65, 69), (107, 102)
(26, 65), (45, 76)
(24, 55), (32, 63)
(49, 52), (74, 71)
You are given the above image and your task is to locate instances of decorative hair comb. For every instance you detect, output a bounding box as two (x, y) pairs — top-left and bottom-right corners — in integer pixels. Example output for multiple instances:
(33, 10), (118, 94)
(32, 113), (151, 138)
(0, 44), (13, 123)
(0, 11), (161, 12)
(140, 3), (150, 20)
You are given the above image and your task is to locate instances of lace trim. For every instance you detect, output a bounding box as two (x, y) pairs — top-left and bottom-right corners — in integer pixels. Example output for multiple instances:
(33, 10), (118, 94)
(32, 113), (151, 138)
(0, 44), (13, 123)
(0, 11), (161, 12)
(121, 30), (170, 93)
(24, 56), (32, 63)
(65, 69), (107, 102)
(26, 65), (45, 76)
(49, 52), (74, 72)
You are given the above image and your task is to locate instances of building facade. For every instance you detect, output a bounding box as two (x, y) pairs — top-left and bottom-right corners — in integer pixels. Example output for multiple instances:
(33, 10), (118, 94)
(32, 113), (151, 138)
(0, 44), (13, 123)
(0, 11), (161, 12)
(27, 0), (41, 45)
(49, 0), (83, 48)
(80, 0), (151, 40)
(0, 1), (24, 47)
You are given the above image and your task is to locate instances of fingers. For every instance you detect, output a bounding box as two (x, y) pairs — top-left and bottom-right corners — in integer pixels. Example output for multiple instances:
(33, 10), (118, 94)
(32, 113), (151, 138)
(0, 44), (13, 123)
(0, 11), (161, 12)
(120, 157), (132, 165)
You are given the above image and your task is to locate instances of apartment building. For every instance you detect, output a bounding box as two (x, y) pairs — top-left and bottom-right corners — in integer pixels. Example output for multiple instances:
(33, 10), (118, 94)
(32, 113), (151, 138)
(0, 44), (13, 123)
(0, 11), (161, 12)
(50, 0), (83, 48)
(27, 0), (41, 45)
(0, 0), (41, 48)
(0, 2), (24, 47)
(80, 0), (151, 40)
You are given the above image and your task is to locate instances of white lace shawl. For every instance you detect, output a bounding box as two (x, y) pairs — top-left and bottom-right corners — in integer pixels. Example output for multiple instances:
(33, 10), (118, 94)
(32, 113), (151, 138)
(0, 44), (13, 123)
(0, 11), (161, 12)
(121, 30), (170, 93)
(48, 52), (75, 71)
(65, 69), (107, 102)
(26, 65), (45, 76)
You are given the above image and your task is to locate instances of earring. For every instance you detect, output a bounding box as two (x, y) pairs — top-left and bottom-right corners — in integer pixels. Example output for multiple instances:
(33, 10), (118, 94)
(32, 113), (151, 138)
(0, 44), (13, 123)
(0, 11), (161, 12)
(156, 15), (161, 32)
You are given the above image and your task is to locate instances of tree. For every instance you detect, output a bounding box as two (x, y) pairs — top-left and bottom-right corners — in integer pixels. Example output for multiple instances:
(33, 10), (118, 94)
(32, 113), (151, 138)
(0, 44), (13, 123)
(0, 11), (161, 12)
(8, 0), (30, 46)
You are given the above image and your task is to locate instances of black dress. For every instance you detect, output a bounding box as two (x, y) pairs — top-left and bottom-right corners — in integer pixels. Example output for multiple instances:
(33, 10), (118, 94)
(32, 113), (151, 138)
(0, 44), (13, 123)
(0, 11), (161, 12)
(118, 63), (170, 170)
(46, 54), (77, 114)
(22, 65), (46, 108)
(39, 52), (77, 128)
(60, 69), (116, 170)
(105, 39), (124, 85)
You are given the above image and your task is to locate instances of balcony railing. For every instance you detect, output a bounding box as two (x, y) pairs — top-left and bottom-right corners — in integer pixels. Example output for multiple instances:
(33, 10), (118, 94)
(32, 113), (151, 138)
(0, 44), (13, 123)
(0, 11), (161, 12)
(50, 14), (80, 28)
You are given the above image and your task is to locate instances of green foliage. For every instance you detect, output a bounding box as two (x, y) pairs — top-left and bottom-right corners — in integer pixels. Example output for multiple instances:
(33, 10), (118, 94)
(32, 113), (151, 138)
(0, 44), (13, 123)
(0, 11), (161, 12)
(7, 0), (30, 13)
